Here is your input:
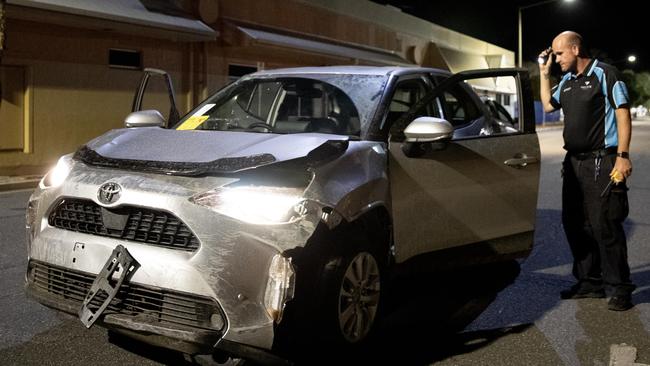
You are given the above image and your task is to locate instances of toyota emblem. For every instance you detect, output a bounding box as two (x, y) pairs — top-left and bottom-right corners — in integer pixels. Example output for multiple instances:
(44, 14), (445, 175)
(98, 182), (122, 205)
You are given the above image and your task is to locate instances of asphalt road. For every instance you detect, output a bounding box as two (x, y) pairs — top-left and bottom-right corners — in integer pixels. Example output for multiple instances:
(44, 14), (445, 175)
(1, 122), (649, 365)
(432, 121), (650, 365)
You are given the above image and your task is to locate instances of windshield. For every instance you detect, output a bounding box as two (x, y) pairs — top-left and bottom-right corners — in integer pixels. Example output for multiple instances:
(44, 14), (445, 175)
(175, 75), (387, 138)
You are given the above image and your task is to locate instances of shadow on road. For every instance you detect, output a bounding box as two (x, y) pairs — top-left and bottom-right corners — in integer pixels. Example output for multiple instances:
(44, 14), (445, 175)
(107, 331), (194, 365)
(285, 260), (528, 365)
(70, 259), (530, 366)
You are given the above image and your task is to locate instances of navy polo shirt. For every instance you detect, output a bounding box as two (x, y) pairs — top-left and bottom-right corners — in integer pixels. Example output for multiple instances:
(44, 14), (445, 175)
(550, 59), (630, 153)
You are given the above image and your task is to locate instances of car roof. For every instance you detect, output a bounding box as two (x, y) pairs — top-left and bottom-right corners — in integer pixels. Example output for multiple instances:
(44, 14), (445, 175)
(247, 65), (451, 78)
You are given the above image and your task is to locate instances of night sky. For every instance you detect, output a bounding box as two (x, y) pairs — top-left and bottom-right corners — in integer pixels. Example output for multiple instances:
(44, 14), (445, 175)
(371, 0), (647, 72)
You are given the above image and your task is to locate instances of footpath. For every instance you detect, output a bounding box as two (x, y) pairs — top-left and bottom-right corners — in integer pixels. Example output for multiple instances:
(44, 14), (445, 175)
(0, 165), (47, 192)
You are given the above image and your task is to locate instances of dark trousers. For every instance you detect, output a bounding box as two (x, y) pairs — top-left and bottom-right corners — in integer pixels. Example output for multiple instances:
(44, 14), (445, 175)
(562, 152), (635, 296)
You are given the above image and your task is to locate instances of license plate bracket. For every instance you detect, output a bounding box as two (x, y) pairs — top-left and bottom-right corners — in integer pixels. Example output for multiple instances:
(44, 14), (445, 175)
(78, 244), (139, 328)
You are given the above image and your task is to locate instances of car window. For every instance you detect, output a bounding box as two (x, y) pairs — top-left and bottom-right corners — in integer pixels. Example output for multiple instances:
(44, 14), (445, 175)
(175, 74), (386, 137)
(485, 99), (514, 124)
(439, 84), (481, 128)
(431, 74), (522, 139)
(274, 82), (361, 135)
(175, 77), (369, 137)
(239, 81), (282, 121)
(386, 77), (440, 139)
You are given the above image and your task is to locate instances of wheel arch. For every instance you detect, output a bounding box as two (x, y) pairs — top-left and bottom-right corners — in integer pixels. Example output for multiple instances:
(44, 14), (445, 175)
(310, 203), (393, 266)
(275, 205), (392, 352)
(348, 204), (393, 266)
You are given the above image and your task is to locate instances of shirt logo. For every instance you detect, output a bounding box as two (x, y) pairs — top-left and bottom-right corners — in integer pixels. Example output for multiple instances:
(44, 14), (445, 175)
(585, 81), (591, 85)
(563, 87), (572, 92)
(98, 182), (122, 205)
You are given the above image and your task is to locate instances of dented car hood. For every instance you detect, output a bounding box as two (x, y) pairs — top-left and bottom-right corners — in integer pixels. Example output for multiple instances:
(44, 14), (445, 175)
(75, 127), (349, 174)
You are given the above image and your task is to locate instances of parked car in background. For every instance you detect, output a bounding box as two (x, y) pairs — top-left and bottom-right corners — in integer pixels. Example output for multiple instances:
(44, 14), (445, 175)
(631, 104), (647, 118)
(25, 66), (540, 363)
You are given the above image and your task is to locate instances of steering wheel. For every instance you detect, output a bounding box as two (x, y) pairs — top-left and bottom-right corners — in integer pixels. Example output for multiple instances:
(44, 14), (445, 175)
(201, 117), (243, 131)
(247, 122), (275, 132)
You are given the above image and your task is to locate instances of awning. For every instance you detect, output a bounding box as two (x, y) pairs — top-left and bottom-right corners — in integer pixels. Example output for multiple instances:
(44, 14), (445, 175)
(438, 47), (494, 89)
(438, 47), (519, 94)
(438, 47), (490, 73)
(6, 0), (216, 42)
(237, 26), (412, 66)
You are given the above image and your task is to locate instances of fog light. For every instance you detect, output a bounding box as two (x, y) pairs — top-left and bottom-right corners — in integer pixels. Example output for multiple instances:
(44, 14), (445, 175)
(25, 198), (39, 253)
(25, 262), (36, 284)
(264, 254), (295, 323)
(210, 313), (225, 330)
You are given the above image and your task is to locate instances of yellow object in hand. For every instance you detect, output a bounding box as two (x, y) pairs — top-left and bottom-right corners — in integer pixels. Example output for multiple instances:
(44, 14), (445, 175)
(610, 169), (624, 183)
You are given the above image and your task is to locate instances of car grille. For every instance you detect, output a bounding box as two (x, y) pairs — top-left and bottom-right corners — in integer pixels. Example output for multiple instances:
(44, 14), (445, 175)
(28, 261), (224, 331)
(48, 198), (200, 251)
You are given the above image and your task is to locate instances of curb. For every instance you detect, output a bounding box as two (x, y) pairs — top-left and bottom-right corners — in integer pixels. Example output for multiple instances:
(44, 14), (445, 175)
(0, 179), (41, 192)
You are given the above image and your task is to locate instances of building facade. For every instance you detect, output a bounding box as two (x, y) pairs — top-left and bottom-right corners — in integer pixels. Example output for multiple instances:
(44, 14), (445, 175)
(0, 0), (515, 171)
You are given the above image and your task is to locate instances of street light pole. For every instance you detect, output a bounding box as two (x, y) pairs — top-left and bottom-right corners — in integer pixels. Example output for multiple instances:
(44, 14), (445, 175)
(518, 7), (522, 68)
(517, 0), (573, 67)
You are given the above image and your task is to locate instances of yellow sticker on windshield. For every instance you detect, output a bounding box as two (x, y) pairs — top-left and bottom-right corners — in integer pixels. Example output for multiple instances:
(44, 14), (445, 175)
(177, 115), (209, 130)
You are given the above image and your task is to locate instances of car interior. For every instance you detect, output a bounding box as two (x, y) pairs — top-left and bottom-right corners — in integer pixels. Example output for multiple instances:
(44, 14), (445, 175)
(192, 78), (361, 137)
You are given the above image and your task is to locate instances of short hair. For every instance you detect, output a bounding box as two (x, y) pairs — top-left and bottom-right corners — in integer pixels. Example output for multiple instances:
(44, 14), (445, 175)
(560, 31), (590, 57)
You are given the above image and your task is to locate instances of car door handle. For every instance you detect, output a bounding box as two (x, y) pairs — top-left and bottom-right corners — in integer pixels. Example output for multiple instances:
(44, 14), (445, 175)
(504, 154), (539, 168)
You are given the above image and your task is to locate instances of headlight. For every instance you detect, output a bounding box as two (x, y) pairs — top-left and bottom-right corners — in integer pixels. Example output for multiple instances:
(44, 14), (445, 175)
(40, 155), (72, 189)
(264, 254), (295, 323)
(189, 185), (308, 225)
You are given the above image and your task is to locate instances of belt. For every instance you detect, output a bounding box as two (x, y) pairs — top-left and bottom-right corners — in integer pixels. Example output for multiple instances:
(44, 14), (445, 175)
(569, 147), (617, 160)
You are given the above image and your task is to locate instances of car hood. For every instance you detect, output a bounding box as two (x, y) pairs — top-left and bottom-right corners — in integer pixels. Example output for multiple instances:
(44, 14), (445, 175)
(75, 127), (349, 174)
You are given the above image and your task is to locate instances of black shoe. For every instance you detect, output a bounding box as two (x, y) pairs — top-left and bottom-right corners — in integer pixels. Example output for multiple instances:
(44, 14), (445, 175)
(560, 285), (606, 299)
(608, 295), (633, 311)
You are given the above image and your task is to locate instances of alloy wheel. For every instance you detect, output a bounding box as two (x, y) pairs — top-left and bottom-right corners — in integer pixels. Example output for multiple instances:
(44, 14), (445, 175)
(337, 251), (381, 343)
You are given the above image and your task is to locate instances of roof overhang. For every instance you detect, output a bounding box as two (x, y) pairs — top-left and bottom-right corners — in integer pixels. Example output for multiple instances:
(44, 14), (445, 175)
(6, 0), (217, 42)
(236, 25), (412, 66)
(439, 46), (518, 94)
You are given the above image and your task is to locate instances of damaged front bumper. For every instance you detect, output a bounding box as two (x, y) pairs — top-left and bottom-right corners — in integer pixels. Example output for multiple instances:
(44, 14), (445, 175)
(25, 259), (225, 354)
(25, 162), (324, 359)
(25, 259), (288, 364)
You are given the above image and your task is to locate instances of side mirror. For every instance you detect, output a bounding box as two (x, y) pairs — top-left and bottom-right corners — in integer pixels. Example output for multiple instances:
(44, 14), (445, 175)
(124, 110), (166, 128)
(403, 117), (453, 142)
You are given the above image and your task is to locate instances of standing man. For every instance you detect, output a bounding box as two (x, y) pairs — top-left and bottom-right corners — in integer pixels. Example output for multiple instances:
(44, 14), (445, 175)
(539, 31), (635, 311)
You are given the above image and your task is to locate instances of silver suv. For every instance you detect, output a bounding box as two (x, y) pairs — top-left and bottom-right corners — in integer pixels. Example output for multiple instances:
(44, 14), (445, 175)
(25, 66), (540, 363)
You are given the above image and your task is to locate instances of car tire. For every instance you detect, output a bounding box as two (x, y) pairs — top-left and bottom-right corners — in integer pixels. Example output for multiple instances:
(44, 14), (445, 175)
(319, 247), (383, 344)
(277, 218), (388, 357)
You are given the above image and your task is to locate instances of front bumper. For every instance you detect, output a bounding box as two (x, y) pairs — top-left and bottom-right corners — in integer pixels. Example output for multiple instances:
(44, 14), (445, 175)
(25, 259), (224, 354)
(27, 164), (319, 351)
(25, 260), (290, 364)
